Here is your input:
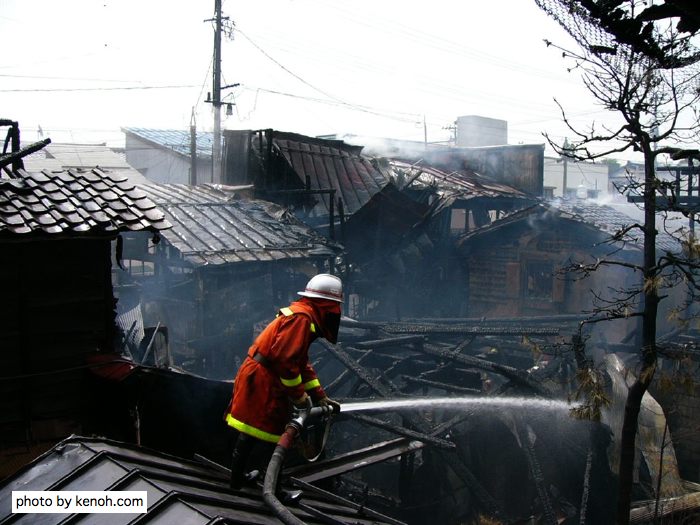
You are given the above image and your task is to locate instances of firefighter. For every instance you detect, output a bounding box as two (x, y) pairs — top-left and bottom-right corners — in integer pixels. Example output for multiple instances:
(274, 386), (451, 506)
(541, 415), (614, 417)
(225, 273), (343, 488)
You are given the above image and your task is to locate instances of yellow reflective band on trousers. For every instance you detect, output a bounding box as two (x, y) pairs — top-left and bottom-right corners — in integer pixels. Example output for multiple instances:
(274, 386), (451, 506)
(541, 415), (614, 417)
(225, 414), (281, 443)
(310, 323), (316, 333)
(280, 374), (302, 387)
(304, 378), (321, 391)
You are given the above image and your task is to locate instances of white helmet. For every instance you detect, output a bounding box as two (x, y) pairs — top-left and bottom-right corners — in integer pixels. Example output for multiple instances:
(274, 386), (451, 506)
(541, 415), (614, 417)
(298, 274), (343, 303)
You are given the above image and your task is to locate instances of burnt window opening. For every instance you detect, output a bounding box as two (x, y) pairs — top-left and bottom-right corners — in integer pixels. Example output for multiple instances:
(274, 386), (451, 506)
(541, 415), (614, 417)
(123, 259), (155, 277)
(525, 261), (553, 300)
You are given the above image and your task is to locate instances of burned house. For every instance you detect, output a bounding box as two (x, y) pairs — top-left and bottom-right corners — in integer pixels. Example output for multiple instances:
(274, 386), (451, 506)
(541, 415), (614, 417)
(223, 129), (391, 236)
(456, 199), (684, 344)
(0, 166), (169, 477)
(117, 182), (343, 379)
(221, 130), (542, 321)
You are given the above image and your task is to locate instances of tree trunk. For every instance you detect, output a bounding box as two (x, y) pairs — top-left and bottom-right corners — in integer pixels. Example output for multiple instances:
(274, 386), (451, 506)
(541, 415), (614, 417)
(616, 145), (659, 525)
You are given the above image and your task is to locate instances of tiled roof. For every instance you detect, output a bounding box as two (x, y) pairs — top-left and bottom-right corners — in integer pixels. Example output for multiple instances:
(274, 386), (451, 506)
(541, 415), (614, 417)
(270, 131), (390, 217)
(140, 183), (340, 265)
(553, 199), (681, 253)
(122, 127), (216, 160)
(0, 168), (170, 237)
(0, 435), (400, 525)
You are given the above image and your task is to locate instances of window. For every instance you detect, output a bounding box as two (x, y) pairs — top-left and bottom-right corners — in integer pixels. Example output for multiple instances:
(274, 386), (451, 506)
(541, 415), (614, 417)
(525, 262), (553, 300)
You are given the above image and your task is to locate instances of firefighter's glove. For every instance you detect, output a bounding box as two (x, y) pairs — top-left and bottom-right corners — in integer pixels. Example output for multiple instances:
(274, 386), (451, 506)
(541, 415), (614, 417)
(292, 392), (310, 409)
(317, 396), (341, 413)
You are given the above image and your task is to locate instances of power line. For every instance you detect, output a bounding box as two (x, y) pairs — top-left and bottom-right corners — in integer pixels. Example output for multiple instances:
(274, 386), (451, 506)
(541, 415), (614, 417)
(0, 85), (197, 93)
(239, 85), (421, 124)
(0, 73), (140, 83)
(234, 28), (347, 105)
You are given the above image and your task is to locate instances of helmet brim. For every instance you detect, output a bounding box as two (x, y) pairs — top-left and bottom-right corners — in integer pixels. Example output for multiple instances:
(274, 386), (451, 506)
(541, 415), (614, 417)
(297, 291), (343, 303)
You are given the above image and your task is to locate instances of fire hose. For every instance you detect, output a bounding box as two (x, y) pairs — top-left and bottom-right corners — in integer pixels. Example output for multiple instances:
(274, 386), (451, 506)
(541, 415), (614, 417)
(262, 400), (338, 525)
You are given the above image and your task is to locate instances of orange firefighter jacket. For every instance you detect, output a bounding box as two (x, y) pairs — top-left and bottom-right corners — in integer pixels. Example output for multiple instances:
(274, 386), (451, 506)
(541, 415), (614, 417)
(225, 300), (327, 442)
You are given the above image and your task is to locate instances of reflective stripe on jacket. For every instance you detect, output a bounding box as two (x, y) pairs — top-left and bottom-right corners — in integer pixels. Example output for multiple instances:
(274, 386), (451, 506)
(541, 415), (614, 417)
(225, 299), (327, 439)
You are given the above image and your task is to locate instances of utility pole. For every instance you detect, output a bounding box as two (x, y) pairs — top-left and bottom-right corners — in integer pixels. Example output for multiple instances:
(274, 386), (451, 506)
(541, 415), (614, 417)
(562, 137), (570, 198)
(190, 107), (198, 186)
(212, 0), (223, 184)
(423, 115), (428, 151)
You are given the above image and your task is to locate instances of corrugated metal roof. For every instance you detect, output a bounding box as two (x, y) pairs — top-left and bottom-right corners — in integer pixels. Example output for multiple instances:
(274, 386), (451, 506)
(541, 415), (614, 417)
(270, 131), (390, 216)
(122, 128), (216, 160)
(140, 183), (340, 266)
(0, 168), (170, 237)
(0, 435), (400, 525)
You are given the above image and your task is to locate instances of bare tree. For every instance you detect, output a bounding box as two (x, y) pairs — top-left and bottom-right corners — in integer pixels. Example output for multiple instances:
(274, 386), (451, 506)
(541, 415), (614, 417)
(534, 1), (700, 523)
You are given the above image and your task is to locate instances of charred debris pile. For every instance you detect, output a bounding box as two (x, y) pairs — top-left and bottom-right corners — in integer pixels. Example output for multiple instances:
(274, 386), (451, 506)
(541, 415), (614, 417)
(284, 316), (700, 525)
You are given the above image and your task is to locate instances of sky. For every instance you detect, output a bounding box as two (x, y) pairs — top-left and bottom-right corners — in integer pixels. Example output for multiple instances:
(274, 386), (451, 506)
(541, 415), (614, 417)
(0, 0), (653, 160)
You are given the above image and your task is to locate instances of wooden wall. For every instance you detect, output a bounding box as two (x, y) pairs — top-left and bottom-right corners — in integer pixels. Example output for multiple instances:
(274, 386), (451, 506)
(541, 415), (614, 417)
(0, 238), (116, 464)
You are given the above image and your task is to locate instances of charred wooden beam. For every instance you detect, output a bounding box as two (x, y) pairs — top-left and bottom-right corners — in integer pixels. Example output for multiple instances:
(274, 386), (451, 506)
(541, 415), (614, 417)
(319, 341), (399, 397)
(354, 335), (426, 349)
(347, 414), (455, 450)
(324, 349), (372, 394)
(401, 314), (588, 325)
(319, 340), (458, 448)
(0, 138), (51, 170)
(419, 343), (552, 397)
(286, 437), (425, 482)
(401, 375), (481, 395)
(383, 324), (559, 336)
(289, 480), (407, 525)
(518, 420), (557, 525)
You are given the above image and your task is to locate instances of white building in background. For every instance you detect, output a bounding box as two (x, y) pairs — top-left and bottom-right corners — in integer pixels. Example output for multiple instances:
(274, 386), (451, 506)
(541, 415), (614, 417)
(543, 156), (609, 199)
(455, 115), (508, 148)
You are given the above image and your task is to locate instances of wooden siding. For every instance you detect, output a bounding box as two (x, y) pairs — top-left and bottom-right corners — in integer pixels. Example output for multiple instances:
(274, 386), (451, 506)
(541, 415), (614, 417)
(0, 239), (115, 449)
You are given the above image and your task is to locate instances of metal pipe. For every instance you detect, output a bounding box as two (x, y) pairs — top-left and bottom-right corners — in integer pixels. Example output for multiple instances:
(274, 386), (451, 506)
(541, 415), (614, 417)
(262, 405), (335, 525)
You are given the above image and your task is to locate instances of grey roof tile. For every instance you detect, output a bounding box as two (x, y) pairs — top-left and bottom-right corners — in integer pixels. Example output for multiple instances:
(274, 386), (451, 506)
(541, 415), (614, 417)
(0, 168), (171, 238)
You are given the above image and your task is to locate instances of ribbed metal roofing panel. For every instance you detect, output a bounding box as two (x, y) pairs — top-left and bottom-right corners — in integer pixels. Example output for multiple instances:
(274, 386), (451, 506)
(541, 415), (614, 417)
(271, 132), (389, 216)
(0, 168), (171, 237)
(139, 183), (339, 266)
(122, 128), (216, 160)
(0, 436), (400, 525)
